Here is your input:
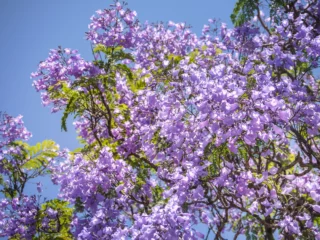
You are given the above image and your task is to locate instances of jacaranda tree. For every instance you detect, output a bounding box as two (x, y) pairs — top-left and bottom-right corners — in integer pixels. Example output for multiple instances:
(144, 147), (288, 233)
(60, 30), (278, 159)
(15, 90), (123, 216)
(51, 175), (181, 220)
(1, 0), (320, 239)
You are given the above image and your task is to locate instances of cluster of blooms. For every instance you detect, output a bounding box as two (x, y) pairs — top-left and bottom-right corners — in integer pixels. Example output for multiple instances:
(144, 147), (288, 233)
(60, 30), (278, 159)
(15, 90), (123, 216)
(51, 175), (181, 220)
(31, 47), (102, 112)
(87, 2), (139, 49)
(130, 198), (204, 239)
(0, 114), (31, 175)
(0, 196), (38, 239)
(0, 114), (31, 149)
(51, 146), (205, 239)
(51, 147), (135, 238)
(0, 114), (32, 173)
(0, 115), (38, 238)
(30, 0), (320, 239)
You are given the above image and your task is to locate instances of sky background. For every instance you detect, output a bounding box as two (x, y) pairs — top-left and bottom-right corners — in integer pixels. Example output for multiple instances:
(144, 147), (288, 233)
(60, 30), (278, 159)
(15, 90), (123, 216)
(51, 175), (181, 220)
(0, 1), (243, 238)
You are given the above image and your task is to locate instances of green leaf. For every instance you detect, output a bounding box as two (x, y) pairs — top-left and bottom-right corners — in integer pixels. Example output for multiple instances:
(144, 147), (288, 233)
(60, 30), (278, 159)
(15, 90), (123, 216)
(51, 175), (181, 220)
(116, 64), (134, 80)
(245, 228), (252, 240)
(203, 142), (230, 177)
(37, 199), (73, 239)
(314, 216), (320, 227)
(93, 44), (134, 62)
(61, 94), (77, 132)
(113, 51), (134, 62)
(152, 185), (164, 203)
(93, 44), (111, 55)
(231, 0), (258, 27)
(189, 49), (199, 63)
(22, 140), (58, 170)
(128, 78), (146, 93)
(167, 54), (183, 64)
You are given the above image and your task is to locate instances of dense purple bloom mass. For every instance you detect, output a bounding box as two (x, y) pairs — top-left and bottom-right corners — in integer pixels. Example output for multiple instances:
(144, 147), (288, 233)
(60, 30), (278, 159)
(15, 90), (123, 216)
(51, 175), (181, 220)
(2, 0), (320, 239)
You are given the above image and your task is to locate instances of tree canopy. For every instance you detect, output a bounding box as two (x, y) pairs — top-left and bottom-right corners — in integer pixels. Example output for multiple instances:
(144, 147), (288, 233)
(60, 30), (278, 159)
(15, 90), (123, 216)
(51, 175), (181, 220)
(1, 0), (320, 239)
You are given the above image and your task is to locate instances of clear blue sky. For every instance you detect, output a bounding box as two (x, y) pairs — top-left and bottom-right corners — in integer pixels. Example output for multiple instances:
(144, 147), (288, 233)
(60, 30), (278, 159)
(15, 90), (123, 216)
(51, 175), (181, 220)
(0, 1), (243, 239)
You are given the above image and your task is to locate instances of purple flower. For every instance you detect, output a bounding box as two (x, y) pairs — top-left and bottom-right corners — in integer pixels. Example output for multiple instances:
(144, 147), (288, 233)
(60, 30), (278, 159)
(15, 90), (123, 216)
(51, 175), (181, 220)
(36, 182), (42, 193)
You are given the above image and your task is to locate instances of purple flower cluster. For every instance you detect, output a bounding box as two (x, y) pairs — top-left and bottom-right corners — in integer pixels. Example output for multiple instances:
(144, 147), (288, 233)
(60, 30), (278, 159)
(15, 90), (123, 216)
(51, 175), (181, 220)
(31, 47), (101, 112)
(0, 114), (31, 174)
(51, 147), (135, 238)
(0, 114), (31, 148)
(0, 196), (38, 239)
(87, 2), (138, 49)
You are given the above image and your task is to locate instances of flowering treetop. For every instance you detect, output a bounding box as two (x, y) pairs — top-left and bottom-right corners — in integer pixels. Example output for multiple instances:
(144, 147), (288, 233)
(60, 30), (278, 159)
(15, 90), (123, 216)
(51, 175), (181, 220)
(1, 0), (320, 239)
